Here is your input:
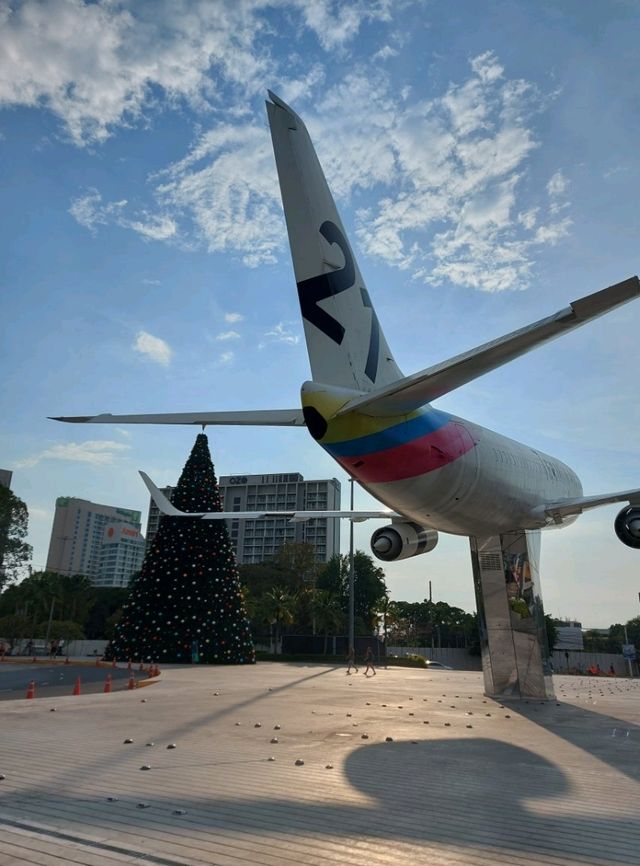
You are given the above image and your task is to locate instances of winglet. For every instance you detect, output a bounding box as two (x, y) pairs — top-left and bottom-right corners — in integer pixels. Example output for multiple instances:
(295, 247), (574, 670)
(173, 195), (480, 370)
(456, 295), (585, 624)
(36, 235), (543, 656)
(138, 471), (205, 518)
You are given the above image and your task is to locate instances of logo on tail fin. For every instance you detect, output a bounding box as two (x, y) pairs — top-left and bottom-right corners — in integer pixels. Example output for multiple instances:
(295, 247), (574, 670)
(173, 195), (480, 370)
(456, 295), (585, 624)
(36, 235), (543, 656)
(296, 220), (380, 382)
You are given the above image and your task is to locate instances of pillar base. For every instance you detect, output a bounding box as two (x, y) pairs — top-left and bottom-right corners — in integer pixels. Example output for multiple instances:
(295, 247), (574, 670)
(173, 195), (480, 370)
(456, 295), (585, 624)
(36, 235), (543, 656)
(470, 531), (554, 700)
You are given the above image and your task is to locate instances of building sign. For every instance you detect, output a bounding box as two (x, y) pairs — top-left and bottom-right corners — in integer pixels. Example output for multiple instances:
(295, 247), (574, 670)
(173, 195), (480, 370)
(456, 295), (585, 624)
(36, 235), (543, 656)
(229, 476), (248, 485)
(622, 644), (637, 661)
(105, 524), (141, 542)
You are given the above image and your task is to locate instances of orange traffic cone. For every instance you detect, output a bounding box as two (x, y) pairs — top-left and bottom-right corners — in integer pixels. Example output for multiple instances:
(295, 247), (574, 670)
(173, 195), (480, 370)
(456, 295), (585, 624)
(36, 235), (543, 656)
(127, 674), (135, 690)
(26, 680), (35, 699)
(127, 658), (132, 672)
(111, 658), (117, 669)
(104, 674), (112, 694)
(72, 676), (81, 696)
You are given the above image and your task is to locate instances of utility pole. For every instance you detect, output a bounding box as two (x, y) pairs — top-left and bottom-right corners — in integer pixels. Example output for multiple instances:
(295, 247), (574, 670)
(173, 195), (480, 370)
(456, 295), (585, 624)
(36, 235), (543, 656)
(348, 477), (355, 655)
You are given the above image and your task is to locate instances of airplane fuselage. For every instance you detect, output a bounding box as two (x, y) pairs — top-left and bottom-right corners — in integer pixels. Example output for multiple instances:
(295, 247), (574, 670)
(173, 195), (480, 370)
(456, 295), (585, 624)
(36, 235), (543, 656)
(302, 382), (582, 537)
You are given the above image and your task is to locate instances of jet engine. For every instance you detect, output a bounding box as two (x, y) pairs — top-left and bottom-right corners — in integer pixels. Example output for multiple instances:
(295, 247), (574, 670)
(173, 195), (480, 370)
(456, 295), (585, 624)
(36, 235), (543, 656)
(614, 505), (640, 549)
(371, 522), (439, 562)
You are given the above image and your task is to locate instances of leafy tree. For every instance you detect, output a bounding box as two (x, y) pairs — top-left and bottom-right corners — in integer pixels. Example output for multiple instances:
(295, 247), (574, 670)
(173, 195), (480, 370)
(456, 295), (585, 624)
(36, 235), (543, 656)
(0, 486), (32, 589)
(544, 615), (558, 652)
(36, 619), (85, 642)
(317, 551), (387, 633)
(106, 433), (254, 664)
(0, 613), (31, 651)
(83, 587), (129, 639)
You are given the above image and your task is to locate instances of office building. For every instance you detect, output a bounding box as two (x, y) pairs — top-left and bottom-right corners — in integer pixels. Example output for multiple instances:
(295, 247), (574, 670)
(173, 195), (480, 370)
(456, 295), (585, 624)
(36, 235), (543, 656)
(46, 497), (145, 587)
(0, 469), (12, 489)
(145, 473), (341, 564)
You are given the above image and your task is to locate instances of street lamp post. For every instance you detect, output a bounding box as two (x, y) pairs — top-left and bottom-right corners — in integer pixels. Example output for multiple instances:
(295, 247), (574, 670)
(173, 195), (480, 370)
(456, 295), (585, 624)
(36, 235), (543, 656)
(348, 478), (355, 654)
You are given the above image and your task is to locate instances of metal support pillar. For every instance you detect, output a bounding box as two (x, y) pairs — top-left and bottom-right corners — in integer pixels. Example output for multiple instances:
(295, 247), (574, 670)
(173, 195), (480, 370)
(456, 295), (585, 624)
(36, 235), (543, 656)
(470, 530), (554, 700)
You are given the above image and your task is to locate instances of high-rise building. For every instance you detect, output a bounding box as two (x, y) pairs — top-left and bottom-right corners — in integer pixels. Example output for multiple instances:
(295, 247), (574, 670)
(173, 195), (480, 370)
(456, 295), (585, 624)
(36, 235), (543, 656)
(145, 473), (341, 564)
(0, 469), (12, 489)
(46, 497), (145, 587)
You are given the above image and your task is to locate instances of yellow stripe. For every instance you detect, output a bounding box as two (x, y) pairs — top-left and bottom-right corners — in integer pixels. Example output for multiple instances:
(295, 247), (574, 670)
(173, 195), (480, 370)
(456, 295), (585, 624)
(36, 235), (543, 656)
(301, 390), (419, 444)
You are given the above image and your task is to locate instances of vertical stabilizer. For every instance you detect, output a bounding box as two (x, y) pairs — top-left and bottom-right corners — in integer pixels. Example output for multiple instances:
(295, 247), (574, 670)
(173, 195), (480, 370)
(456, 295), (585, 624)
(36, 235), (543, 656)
(266, 92), (402, 392)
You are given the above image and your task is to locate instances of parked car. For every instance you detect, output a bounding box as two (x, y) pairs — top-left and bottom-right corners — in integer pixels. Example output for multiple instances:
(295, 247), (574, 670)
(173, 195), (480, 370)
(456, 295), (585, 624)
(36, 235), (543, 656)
(424, 660), (452, 670)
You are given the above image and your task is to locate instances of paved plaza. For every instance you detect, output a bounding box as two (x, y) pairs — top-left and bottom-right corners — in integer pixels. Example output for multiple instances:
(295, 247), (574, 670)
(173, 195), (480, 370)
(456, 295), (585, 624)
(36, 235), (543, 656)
(1, 661), (639, 865)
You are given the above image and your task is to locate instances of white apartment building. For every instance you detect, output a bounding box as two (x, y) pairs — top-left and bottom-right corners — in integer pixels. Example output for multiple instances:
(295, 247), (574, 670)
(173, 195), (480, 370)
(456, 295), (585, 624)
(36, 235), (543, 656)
(145, 472), (341, 564)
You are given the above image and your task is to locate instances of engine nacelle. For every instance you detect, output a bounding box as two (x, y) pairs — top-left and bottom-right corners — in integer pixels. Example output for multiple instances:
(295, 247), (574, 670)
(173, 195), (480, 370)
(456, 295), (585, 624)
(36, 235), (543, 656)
(371, 522), (439, 562)
(614, 505), (640, 549)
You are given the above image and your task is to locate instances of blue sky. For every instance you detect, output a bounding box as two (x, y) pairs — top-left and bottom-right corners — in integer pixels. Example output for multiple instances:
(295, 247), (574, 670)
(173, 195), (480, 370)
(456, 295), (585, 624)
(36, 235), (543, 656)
(1, 0), (639, 627)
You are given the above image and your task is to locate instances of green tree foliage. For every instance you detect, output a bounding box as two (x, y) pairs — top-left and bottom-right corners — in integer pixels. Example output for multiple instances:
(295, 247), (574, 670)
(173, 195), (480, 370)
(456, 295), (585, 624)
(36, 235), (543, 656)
(384, 599), (477, 648)
(310, 588), (344, 653)
(544, 615), (558, 652)
(262, 586), (298, 652)
(106, 434), (254, 664)
(35, 620), (85, 641)
(83, 587), (129, 639)
(0, 613), (31, 650)
(0, 486), (32, 589)
(317, 551), (387, 632)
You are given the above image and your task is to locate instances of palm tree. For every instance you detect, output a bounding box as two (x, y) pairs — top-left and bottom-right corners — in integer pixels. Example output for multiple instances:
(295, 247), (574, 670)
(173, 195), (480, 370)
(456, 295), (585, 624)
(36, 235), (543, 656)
(310, 589), (344, 654)
(262, 587), (297, 654)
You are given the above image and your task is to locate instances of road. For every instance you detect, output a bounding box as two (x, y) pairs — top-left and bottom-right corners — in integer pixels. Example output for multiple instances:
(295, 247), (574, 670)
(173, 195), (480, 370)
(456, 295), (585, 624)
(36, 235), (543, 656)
(0, 661), (150, 700)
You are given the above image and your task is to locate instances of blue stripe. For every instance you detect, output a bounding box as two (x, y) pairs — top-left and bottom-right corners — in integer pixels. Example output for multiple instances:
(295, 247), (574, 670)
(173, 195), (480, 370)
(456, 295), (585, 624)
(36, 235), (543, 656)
(327, 408), (452, 457)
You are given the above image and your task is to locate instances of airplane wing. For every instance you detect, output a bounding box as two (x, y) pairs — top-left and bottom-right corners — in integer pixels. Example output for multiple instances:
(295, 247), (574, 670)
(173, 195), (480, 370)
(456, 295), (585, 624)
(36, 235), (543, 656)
(50, 409), (306, 427)
(533, 488), (640, 523)
(335, 276), (640, 417)
(140, 472), (398, 523)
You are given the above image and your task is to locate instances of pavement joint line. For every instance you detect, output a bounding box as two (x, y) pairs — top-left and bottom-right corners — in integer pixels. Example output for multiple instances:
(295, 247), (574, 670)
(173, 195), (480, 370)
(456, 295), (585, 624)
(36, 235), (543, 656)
(0, 816), (208, 866)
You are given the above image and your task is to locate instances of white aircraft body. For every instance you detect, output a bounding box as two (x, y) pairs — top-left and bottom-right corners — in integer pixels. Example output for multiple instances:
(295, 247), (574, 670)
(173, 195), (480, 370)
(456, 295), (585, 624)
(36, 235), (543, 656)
(53, 92), (640, 563)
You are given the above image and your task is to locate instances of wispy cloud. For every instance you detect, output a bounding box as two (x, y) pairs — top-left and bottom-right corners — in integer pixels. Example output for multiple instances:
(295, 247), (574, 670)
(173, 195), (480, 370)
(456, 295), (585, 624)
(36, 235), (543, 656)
(70, 190), (177, 242)
(133, 330), (173, 366)
(224, 312), (244, 323)
(215, 330), (241, 341)
(17, 440), (131, 469)
(262, 322), (300, 346)
(217, 350), (235, 366)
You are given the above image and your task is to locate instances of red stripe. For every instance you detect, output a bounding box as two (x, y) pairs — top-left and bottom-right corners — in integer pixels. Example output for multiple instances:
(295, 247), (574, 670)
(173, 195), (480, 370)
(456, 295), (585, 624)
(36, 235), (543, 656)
(333, 422), (475, 483)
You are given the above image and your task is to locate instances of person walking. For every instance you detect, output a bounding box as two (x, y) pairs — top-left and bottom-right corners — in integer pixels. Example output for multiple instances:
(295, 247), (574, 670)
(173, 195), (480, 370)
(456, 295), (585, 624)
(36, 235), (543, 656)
(363, 646), (376, 677)
(345, 646), (358, 675)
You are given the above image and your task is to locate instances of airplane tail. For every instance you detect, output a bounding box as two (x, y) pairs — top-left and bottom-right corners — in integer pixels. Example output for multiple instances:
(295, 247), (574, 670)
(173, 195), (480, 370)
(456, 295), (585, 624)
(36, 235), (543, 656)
(266, 92), (402, 393)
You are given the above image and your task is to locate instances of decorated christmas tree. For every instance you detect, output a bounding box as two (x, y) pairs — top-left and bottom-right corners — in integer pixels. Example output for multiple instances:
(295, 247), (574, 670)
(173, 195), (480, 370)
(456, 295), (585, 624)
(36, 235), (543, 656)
(107, 434), (255, 664)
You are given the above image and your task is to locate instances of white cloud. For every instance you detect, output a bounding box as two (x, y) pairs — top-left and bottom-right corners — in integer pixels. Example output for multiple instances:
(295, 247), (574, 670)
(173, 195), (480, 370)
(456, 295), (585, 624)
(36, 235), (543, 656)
(217, 350), (235, 366)
(215, 330), (241, 341)
(0, 1), (390, 146)
(133, 330), (173, 366)
(127, 214), (177, 241)
(68, 189), (126, 233)
(263, 322), (300, 345)
(17, 440), (131, 469)
(142, 278), (161, 286)
(70, 189), (176, 242)
(224, 312), (244, 323)
(547, 169), (568, 198)
(54, 34), (569, 292)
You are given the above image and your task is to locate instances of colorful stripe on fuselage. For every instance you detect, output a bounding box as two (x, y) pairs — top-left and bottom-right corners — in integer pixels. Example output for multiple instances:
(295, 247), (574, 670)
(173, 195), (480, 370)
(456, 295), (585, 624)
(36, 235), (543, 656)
(321, 407), (475, 483)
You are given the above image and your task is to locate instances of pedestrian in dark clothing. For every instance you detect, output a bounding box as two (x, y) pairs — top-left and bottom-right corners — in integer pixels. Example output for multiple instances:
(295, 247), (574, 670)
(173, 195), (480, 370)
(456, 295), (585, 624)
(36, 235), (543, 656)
(346, 646), (358, 675)
(363, 646), (376, 677)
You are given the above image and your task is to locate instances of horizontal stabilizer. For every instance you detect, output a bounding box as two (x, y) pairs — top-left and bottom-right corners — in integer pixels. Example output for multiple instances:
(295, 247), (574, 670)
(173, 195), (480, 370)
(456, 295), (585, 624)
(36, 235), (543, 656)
(140, 471), (397, 523)
(533, 487), (640, 522)
(50, 409), (306, 427)
(336, 276), (640, 416)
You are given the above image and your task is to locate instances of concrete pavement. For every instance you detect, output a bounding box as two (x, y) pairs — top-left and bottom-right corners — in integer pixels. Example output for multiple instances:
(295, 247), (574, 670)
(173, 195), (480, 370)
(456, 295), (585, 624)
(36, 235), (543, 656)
(1, 663), (639, 865)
